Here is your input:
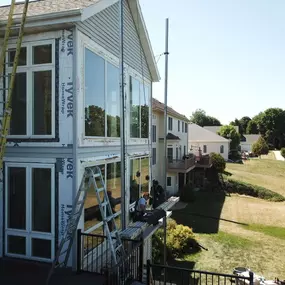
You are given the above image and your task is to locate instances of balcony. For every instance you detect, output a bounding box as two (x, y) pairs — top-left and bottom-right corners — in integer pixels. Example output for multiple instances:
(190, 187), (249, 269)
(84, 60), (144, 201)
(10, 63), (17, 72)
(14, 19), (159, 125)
(167, 155), (196, 173)
(195, 154), (212, 168)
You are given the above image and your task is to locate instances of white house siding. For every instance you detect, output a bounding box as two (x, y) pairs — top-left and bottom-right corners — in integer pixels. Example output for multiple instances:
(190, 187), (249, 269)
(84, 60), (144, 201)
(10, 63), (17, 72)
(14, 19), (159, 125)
(240, 143), (252, 152)
(152, 108), (189, 195)
(189, 141), (229, 160)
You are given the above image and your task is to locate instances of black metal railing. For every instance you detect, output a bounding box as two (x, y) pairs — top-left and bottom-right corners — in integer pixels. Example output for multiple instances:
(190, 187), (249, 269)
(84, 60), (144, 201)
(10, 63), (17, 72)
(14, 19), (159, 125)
(147, 261), (254, 285)
(77, 230), (143, 284)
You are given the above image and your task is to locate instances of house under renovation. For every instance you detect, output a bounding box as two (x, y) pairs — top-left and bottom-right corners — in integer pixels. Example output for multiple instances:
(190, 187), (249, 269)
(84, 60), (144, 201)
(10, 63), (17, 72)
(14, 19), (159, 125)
(0, 0), (181, 279)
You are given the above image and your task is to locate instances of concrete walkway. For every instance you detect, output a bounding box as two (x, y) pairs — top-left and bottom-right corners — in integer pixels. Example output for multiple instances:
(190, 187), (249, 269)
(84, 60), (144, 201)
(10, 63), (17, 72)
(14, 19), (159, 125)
(273, 151), (285, 161)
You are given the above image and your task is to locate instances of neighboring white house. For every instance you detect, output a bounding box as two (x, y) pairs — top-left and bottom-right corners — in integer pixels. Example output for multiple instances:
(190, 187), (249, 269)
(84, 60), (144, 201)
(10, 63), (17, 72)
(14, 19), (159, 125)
(240, 134), (261, 152)
(152, 98), (194, 195)
(0, 0), (162, 269)
(188, 124), (230, 160)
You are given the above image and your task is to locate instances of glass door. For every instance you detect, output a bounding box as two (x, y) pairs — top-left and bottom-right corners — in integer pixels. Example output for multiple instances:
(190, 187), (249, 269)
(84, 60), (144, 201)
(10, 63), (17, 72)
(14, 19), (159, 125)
(5, 163), (55, 262)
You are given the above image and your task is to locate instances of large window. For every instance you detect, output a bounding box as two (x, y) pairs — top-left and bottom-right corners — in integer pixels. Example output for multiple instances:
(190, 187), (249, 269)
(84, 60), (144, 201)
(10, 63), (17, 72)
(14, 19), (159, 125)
(129, 157), (150, 204)
(6, 43), (55, 137)
(168, 117), (173, 131)
(130, 76), (150, 139)
(84, 162), (122, 235)
(85, 48), (120, 138)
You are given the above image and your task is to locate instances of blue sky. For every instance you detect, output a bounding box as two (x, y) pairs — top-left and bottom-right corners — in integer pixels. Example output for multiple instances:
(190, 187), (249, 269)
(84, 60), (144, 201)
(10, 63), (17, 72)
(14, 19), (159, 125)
(1, 0), (285, 124)
(140, 0), (285, 123)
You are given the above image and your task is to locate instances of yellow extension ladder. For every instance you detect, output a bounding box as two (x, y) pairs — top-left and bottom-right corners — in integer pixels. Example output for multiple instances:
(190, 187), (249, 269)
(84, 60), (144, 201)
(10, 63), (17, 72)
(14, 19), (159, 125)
(0, 0), (29, 180)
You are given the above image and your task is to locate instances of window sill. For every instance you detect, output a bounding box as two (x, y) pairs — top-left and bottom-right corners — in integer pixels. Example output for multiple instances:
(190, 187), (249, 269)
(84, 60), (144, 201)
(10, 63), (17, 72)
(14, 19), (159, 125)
(7, 136), (58, 143)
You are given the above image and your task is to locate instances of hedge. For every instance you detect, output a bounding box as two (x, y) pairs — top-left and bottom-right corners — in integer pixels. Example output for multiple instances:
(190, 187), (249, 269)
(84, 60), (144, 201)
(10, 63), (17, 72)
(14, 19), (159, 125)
(225, 178), (285, 202)
(152, 219), (200, 263)
(281, 148), (285, 158)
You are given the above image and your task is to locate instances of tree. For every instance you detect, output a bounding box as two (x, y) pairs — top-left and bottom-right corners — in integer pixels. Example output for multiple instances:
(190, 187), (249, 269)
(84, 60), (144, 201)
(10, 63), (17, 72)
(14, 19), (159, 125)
(246, 120), (259, 134)
(281, 148), (285, 158)
(252, 136), (269, 157)
(218, 125), (241, 151)
(210, 153), (226, 173)
(190, 109), (221, 127)
(239, 116), (251, 134)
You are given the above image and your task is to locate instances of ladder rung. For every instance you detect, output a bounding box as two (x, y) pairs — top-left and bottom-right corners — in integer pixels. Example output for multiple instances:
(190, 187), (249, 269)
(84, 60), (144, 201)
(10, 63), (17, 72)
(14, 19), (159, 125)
(93, 173), (101, 178)
(101, 201), (108, 207)
(59, 249), (68, 256)
(97, 187), (105, 192)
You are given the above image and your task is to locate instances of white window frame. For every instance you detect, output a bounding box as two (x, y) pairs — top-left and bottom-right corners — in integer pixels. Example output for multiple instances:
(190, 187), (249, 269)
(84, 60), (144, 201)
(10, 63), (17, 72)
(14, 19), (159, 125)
(83, 158), (122, 234)
(6, 40), (56, 139)
(128, 155), (151, 209)
(4, 162), (55, 262)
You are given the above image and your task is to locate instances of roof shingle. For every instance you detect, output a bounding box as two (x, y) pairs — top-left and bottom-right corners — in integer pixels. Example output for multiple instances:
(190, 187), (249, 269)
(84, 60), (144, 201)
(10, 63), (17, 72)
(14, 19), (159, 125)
(0, 0), (99, 21)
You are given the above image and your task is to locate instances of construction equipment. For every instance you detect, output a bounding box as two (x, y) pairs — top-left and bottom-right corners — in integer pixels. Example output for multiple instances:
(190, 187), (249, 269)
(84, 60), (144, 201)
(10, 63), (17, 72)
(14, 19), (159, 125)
(46, 166), (125, 284)
(0, 0), (30, 181)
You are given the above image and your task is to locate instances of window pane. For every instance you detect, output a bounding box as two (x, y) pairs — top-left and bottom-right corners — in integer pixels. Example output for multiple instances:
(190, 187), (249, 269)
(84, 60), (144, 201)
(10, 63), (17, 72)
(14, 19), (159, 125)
(107, 162), (121, 212)
(84, 165), (105, 231)
(140, 84), (149, 138)
(141, 157), (149, 195)
(85, 49), (105, 137)
(129, 159), (140, 204)
(8, 167), (26, 229)
(8, 47), (27, 67)
(33, 44), (52, 64)
(33, 71), (52, 135)
(32, 168), (51, 233)
(10, 73), (27, 135)
(32, 238), (51, 259)
(7, 235), (26, 255)
(130, 77), (140, 138)
(106, 63), (120, 137)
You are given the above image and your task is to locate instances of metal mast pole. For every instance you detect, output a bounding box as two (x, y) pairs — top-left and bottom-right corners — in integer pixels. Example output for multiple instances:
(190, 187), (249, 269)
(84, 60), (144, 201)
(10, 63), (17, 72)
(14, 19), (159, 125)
(163, 18), (169, 285)
(163, 18), (169, 191)
(119, 0), (126, 230)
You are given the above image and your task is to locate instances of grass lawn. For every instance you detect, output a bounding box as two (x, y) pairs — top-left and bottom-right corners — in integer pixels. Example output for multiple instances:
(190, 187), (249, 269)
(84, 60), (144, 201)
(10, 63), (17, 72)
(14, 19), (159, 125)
(172, 191), (285, 279)
(226, 155), (285, 197)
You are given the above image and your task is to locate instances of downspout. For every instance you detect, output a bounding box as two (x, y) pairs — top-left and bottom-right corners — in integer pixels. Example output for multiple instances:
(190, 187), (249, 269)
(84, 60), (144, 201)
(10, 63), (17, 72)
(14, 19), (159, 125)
(72, 26), (78, 270)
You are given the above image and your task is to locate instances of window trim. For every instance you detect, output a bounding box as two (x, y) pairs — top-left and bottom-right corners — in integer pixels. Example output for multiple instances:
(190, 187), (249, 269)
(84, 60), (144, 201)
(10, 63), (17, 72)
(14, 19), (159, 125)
(203, 145), (207, 153)
(220, 145), (224, 154)
(6, 40), (56, 139)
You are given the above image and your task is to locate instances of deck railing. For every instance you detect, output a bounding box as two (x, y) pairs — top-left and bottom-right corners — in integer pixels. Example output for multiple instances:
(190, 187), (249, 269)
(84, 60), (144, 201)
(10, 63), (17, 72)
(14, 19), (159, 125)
(147, 261), (254, 285)
(167, 156), (195, 171)
(77, 230), (143, 284)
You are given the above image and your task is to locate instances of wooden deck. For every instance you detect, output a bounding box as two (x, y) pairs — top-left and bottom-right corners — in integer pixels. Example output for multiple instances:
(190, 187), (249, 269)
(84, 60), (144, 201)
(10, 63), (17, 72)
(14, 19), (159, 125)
(0, 258), (106, 285)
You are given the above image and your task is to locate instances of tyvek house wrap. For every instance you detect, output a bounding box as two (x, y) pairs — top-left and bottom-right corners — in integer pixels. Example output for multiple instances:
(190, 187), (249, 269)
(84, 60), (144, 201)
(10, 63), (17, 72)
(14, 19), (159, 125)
(58, 29), (74, 266)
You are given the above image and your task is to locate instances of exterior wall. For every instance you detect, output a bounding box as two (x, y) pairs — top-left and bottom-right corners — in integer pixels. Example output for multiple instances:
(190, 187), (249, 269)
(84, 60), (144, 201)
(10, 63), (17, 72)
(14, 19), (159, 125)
(189, 141), (229, 160)
(152, 110), (188, 195)
(76, 0), (151, 81)
(240, 142), (252, 152)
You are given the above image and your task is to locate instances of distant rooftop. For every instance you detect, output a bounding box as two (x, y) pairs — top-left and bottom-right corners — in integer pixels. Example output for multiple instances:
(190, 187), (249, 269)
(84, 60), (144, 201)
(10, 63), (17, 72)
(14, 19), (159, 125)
(0, 0), (99, 20)
(152, 98), (190, 122)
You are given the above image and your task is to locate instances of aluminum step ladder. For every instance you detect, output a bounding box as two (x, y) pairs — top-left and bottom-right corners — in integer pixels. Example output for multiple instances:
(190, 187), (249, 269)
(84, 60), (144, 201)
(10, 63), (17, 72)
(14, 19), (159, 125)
(46, 171), (89, 284)
(0, 0), (30, 181)
(89, 166), (125, 264)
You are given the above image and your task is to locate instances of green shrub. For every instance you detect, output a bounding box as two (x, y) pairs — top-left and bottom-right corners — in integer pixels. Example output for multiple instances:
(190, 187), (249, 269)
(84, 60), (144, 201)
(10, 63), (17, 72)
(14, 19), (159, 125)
(225, 178), (285, 202)
(281, 148), (285, 158)
(252, 136), (269, 156)
(180, 182), (195, 202)
(210, 152), (226, 173)
(152, 219), (200, 263)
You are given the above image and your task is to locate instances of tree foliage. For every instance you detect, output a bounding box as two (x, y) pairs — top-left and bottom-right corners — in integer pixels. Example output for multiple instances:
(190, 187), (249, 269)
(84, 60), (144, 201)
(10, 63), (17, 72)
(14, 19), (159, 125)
(190, 109), (221, 127)
(251, 136), (269, 157)
(218, 125), (241, 151)
(246, 120), (258, 134)
(230, 116), (251, 135)
(210, 152), (226, 173)
(281, 148), (285, 158)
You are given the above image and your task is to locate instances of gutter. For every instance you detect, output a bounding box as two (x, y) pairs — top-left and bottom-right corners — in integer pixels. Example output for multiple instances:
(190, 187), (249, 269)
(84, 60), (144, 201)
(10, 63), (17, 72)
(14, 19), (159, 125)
(0, 9), (82, 27)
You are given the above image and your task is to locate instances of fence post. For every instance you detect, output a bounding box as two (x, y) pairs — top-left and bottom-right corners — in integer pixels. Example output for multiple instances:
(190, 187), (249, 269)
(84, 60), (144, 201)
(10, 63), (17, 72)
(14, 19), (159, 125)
(146, 259), (151, 285)
(249, 271), (254, 285)
(139, 238), (144, 282)
(76, 229), (81, 274)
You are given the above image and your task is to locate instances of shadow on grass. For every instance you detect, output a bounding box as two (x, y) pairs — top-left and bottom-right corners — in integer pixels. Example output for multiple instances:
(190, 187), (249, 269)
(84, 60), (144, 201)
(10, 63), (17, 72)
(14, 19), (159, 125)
(172, 192), (226, 234)
(152, 260), (198, 285)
